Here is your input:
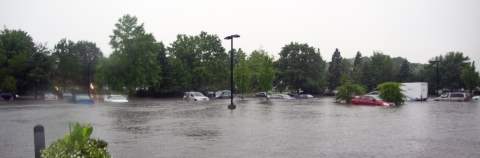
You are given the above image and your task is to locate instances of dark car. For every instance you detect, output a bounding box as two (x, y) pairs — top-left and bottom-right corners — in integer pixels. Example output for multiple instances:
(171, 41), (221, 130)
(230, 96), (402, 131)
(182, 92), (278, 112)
(202, 91), (215, 97)
(69, 95), (94, 104)
(1, 91), (15, 100)
(255, 92), (270, 97)
(287, 92), (296, 97)
(215, 90), (231, 99)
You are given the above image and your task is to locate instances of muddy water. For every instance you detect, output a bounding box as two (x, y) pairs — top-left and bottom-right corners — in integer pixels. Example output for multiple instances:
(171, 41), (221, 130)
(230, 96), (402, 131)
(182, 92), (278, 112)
(0, 97), (479, 157)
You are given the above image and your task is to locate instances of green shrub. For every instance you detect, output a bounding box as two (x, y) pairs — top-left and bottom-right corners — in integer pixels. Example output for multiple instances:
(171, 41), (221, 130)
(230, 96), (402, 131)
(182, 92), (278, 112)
(41, 123), (111, 158)
(335, 75), (366, 103)
(377, 82), (405, 105)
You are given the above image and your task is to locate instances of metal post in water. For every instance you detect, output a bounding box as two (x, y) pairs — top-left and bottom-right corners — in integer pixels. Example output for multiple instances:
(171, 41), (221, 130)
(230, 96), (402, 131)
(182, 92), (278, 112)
(34, 125), (45, 158)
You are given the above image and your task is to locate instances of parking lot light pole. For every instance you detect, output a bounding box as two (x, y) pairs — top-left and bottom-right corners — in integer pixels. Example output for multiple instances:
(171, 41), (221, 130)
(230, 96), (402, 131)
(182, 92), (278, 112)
(433, 59), (443, 96)
(224, 34), (240, 110)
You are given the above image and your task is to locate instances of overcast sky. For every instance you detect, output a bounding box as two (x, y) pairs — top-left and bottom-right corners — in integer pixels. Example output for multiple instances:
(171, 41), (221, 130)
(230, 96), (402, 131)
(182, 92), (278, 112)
(2, 0), (479, 67)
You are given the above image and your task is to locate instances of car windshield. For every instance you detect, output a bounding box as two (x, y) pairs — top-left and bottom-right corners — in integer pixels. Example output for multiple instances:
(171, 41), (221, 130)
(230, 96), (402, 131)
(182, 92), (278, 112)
(76, 95), (91, 100)
(372, 95), (384, 101)
(111, 95), (125, 99)
(63, 93), (72, 96)
(193, 92), (204, 96)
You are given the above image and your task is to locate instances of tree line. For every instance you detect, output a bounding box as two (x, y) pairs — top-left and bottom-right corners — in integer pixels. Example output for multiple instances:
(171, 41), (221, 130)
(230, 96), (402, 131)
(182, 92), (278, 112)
(1, 14), (478, 98)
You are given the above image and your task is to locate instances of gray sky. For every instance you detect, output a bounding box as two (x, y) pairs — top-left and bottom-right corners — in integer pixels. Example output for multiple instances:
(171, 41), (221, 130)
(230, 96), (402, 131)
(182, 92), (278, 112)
(2, 0), (479, 67)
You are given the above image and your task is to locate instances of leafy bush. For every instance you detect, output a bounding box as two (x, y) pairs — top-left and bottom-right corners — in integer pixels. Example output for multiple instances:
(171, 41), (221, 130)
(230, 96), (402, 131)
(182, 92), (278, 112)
(335, 75), (365, 103)
(377, 82), (405, 105)
(41, 123), (111, 158)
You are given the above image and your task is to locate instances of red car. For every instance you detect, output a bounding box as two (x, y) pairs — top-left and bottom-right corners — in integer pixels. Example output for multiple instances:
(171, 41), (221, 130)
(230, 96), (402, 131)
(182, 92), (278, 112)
(350, 95), (395, 106)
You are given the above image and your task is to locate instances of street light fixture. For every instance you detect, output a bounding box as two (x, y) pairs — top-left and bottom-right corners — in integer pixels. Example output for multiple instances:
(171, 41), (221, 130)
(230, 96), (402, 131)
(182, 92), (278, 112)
(433, 59), (443, 96)
(224, 34), (240, 110)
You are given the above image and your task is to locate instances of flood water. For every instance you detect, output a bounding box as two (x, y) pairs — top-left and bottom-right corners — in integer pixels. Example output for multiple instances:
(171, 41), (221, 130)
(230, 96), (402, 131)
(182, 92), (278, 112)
(1, 97), (479, 157)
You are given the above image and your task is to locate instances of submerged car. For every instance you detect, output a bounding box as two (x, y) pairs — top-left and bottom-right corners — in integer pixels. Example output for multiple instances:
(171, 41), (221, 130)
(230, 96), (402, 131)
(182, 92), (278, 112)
(297, 94), (314, 99)
(255, 92), (272, 98)
(270, 94), (295, 99)
(1, 91), (15, 100)
(215, 90), (231, 99)
(104, 95), (128, 102)
(350, 95), (395, 106)
(184, 92), (209, 101)
(69, 95), (94, 104)
(433, 92), (470, 102)
(60, 92), (73, 100)
(44, 92), (58, 100)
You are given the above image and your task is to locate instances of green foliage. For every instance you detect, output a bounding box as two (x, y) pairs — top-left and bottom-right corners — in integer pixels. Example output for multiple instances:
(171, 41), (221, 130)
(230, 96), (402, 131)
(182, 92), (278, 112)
(275, 43), (327, 94)
(106, 14), (163, 96)
(424, 52), (470, 93)
(328, 48), (343, 92)
(335, 75), (365, 103)
(167, 31), (228, 91)
(258, 55), (275, 98)
(52, 38), (81, 92)
(461, 61), (479, 95)
(234, 53), (250, 99)
(1, 76), (17, 93)
(396, 59), (412, 82)
(41, 123), (111, 158)
(246, 49), (270, 91)
(377, 82), (405, 105)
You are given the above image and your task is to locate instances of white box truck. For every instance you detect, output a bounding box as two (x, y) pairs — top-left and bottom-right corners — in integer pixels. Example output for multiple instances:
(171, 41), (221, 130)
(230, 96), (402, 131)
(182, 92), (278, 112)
(402, 82), (428, 101)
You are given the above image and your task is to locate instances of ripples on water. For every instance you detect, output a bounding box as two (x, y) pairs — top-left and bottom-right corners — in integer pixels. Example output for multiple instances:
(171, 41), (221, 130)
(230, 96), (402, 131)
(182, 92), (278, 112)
(0, 98), (479, 157)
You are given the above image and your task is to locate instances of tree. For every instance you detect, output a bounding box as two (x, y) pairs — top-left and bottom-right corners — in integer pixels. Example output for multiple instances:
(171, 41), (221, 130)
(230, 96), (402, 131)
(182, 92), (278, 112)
(396, 59), (412, 82)
(258, 55), (275, 100)
(76, 41), (103, 92)
(335, 75), (365, 103)
(461, 61), (479, 96)
(353, 51), (362, 67)
(328, 48), (343, 92)
(53, 38), (80, 92)
(370, 52), (395, 84)
(361, 60), (376, 92)
(377, 82), (405, 105)
(108, 14), (162, 97)
(423, 52), (470, 93)
(168, 31), (228, 91)
(0, 27), (35, 94)
(233, 53), (250, 99)
(28, 43), (54, 98)
(246, 49), (270, 91)
(275, 43), (327, 94)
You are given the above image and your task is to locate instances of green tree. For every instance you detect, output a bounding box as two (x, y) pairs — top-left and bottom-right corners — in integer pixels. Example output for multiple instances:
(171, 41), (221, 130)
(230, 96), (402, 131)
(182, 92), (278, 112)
(361, 60), (375, 92)
(168, 31), (228, 91)
(396, 59), (411, 82)
(461, 61), (479, 96)
(424, 52), (470, 93)
(246, 49), (270, 91)
(234, 53), (250, 99)
(377, 82), (405, 105)
(370, 52), (395, 84)
(28, 43), (54, 98)
(108, 14), (163, 97)
(328, 48), (343, 92)
(258, 55), (275, 100)
(52, 38), (80, 92)
(353, 51), (362, 67)
(0, 27), (35, 94)
(335, 75), (365, 103)
(275, 43), (327, 94)
(76, 41), (103, 92)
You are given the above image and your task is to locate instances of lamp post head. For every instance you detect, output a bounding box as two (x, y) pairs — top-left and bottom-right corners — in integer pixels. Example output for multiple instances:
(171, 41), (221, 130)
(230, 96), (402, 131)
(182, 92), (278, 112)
(224, 34), (240, 40)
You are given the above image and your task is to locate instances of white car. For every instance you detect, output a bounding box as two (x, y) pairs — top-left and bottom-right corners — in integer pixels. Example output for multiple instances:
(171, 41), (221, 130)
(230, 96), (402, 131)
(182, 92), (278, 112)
(104, 95), (128, 102)
(44, 93), (58, 100)
(184, 92), (209, 101)
(473, 96), (479, 100)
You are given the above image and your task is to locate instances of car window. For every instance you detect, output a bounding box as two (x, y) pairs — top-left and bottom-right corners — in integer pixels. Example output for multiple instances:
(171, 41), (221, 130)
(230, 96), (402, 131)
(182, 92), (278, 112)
(360, 96), (366, 100)
(441, 94), (449, 98)
(368, 97), (374, 101)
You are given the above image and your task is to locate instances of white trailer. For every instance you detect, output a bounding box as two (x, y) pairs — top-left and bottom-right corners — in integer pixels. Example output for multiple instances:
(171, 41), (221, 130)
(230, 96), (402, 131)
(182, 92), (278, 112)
(402, 82), (428, 101)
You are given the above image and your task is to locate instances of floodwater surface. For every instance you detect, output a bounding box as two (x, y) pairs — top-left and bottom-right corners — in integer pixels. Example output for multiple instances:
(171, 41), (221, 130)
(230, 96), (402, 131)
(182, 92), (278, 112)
(0, 97), (479, 157)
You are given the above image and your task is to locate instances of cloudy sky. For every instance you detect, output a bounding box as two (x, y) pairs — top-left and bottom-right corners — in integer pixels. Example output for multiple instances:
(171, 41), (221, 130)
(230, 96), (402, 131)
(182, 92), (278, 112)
(2, 0), (479, 67)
